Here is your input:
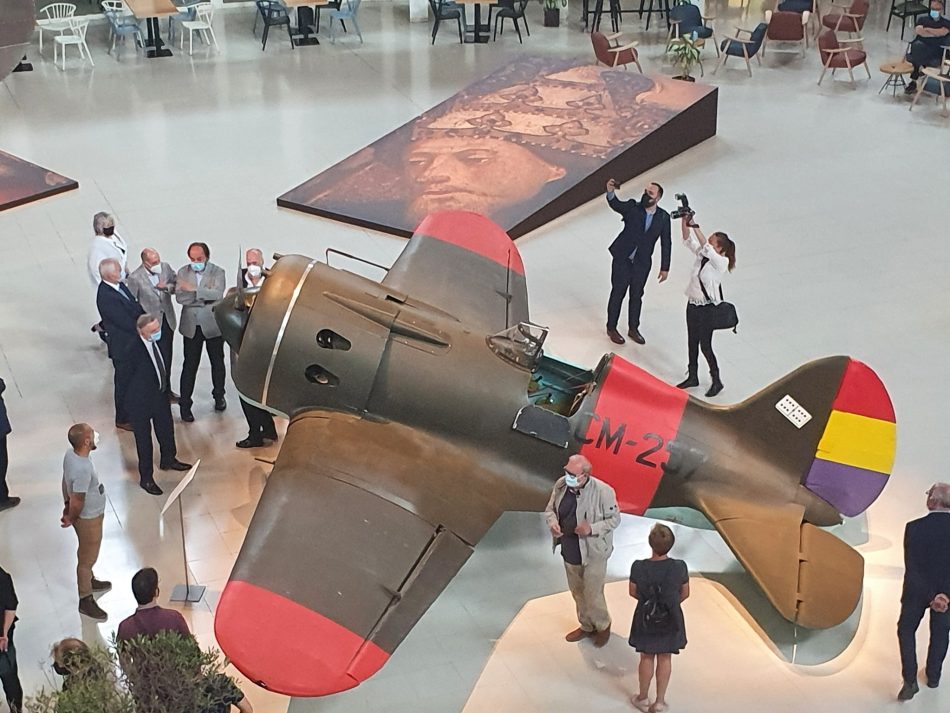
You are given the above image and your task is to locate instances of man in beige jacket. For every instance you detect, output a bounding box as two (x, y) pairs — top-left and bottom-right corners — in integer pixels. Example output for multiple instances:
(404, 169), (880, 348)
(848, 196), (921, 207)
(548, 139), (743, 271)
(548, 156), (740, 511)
(545, 454), (621, 647)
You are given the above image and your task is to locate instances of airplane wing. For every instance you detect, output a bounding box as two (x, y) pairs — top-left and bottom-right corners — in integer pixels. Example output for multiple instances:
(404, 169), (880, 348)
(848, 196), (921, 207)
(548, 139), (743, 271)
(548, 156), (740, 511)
(687, 484), (864, 629)
(214, 410), (519, 697)
(382, 211), (529, 333)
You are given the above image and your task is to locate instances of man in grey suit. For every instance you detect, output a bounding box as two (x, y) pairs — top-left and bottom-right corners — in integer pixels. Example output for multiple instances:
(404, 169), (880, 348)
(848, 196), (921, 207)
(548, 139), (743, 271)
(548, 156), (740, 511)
(127, 249), (177, 373)
(176, 242), (226, 422)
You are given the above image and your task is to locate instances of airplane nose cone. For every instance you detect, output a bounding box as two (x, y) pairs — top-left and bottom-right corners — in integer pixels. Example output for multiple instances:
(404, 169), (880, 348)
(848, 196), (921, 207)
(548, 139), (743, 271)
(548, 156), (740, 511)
(213, 288), (251, 352)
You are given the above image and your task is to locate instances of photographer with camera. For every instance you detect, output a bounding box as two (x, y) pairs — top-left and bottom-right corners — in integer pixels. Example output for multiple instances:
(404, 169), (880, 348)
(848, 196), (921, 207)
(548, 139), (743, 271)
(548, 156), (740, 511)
(676, 205), (736, 398)
(604, 179), (672, 346)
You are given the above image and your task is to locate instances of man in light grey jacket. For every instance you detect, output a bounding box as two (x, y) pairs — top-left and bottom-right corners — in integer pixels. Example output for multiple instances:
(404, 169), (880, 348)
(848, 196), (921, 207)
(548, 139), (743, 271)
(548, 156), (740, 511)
(544, 454), (621, 647)
(175, 242), (226, 422)
(127, 248), (177, 373)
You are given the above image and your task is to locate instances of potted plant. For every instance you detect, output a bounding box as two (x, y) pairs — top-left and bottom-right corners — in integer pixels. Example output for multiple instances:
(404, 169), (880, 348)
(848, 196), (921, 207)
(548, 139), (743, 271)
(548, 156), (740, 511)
(669, 34), (703, 82)
(538, 0), (567, 27)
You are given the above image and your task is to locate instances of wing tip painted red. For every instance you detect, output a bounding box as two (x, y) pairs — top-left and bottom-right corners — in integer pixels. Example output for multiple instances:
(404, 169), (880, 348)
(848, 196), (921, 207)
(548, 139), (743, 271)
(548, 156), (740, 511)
(215, 580), (389, 697)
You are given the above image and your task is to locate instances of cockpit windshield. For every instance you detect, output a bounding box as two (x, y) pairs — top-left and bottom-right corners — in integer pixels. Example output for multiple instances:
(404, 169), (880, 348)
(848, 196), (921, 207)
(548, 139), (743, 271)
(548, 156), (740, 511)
(487, 322), (548, 370)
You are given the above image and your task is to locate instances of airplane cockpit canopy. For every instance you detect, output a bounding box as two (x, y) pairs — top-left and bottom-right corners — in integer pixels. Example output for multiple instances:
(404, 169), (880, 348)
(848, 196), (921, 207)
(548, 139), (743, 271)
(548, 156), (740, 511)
(487, 322), (548, 370)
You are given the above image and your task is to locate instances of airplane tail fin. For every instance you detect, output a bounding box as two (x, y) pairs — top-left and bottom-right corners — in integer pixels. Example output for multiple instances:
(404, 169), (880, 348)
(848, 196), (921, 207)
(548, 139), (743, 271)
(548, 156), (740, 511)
(726, 356), (896, 517)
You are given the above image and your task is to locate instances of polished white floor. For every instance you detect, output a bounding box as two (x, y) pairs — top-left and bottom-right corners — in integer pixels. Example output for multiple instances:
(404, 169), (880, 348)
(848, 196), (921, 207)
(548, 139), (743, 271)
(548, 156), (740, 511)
(0, 2), (947, 712)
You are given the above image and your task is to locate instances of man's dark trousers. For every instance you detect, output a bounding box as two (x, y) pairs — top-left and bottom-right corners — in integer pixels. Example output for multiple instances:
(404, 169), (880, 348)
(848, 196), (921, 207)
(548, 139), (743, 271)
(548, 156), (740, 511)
(607, 256), (652, 332)
(131, 391), (177, 485)
(179, 326), (225, 410)
(899, 603), (950, 684)
(240, 398), (276, 440)
(0, 625), (23, 712)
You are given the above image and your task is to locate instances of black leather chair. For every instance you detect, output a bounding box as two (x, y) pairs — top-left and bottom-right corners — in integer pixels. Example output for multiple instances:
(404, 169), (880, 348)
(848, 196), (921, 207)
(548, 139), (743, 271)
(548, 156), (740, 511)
(429, 0), (464, 44)
(887, 0), (928, 40)
(254, 0), (294, 51)
(493, 0), (530, 43)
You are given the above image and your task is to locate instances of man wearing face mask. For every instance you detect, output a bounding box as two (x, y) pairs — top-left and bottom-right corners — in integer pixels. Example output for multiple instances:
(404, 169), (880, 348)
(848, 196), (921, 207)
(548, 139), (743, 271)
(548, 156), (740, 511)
(125, 315), (192, 496)
(604, 178), (672, 346)
(905, 0), (950, 95)
(61, 423), (112, 622)
(127, 249), (178, 373)
(236, 249), (278, 449)
(176, 242), (227, 422)
(87, 212), (129, 344)
(96, 258), (145, 431)
(544, 454), (621, 648)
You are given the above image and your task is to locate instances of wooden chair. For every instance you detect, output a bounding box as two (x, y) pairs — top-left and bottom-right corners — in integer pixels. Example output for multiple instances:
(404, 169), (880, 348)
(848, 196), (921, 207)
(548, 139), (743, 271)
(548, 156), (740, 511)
(667, 3), (718, 57)
(886, 0), (928, 40)
(821, 0), (869, 36)
(714, 22), (768, 76)
(775, 0), (821, 38)
(591, 30), (642, 71)
(817, 29), (870, 85)
(764, 10), (809, 56)
(910, 67), (950, 114)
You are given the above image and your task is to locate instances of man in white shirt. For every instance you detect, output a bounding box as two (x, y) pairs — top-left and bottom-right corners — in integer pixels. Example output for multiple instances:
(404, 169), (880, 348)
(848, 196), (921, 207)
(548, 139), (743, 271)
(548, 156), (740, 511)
(236, 249), (278, 448)
(88, 212), (129, 343)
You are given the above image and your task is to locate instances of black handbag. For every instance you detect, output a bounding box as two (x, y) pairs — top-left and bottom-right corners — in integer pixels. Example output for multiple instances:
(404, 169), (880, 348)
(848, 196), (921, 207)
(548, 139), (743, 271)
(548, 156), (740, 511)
(698, 261), (739, 332)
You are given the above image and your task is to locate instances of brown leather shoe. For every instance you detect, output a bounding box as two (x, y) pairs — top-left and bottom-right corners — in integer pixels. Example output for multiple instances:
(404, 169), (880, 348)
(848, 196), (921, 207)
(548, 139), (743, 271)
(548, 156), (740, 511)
(606, 329), (625, 345)
(564, 627), (592, 642)
(79, 595), (108, 621)
(627, 329), (646, 345)
(592, 626), (611, 647)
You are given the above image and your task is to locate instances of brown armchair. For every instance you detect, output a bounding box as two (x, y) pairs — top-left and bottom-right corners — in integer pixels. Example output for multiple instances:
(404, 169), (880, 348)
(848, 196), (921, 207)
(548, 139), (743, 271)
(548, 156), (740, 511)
(764, 9), (809, 56)
(817, 29), (870, 85)
(591, 30), (643, 71)
(821, 0), (869, 35)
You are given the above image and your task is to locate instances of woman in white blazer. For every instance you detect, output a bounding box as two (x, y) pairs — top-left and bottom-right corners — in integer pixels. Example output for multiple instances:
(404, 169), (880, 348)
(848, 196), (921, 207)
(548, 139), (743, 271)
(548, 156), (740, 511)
(676, 216), (736, 397)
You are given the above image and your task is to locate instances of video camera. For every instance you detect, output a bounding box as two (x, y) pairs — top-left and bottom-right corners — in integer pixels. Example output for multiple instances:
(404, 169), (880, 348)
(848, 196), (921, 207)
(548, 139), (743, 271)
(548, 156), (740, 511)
(670, 193), (694, 220)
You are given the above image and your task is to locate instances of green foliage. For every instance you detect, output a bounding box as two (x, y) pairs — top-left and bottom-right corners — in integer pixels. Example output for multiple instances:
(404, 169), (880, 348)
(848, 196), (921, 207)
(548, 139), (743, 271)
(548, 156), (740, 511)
(24, 632), (244, 713)
(669, 35), (703, 78)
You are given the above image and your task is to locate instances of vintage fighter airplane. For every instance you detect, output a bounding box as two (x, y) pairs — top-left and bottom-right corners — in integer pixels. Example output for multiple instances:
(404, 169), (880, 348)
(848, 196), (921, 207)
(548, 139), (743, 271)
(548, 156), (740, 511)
(212, 211), (896, 697)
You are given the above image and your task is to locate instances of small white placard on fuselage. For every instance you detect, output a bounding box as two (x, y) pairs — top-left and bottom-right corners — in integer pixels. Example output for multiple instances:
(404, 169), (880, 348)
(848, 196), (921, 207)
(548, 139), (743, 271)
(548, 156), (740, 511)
(776, 395), (812, 429)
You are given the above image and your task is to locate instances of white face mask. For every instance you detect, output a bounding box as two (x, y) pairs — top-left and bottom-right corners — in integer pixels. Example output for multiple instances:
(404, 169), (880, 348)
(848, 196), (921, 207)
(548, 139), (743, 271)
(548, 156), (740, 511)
(92, 430), (100, 448)
(148, 263), (162, 275)
(247, 264), (262, 279)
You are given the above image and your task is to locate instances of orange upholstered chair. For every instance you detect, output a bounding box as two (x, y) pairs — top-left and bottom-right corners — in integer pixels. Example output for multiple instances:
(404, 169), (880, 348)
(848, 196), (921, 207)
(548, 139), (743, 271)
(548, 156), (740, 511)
(591, 30), (643, 71)
(817, 29), (870, 85)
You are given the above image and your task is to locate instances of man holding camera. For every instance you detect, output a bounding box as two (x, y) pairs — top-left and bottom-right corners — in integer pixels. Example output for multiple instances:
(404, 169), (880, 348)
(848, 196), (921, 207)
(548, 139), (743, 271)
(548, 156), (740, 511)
(604, 179), (672, 346)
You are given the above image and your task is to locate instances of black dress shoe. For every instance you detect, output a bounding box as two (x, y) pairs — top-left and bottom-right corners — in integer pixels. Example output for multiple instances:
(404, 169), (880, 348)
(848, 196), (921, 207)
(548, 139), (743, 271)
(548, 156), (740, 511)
(606, 329), (625, 345)
(676, 376), (699, 389)
(160, 460), (192, 472)
(898, 680), (919, 700)
(927, 678), (939, 689)
(706, 380), (724, 397)
(236, 438), (265, 449)
(115, 422), (134, 432)
(0, 496), (21, 512)
(627, 329), (646, 345)
(140, 481), (164, 496)
(180, 407), (195, 422)
(214, 398), (227, 412)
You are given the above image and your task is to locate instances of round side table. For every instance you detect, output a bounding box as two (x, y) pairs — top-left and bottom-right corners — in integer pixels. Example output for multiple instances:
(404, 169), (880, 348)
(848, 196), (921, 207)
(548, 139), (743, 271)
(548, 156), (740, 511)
(879, 60), (913, 96)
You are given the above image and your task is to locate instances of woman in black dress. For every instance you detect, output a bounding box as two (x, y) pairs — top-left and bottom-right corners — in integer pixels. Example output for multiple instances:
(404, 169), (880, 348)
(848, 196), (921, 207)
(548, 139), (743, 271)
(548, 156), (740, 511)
(628, 524), (690, 713)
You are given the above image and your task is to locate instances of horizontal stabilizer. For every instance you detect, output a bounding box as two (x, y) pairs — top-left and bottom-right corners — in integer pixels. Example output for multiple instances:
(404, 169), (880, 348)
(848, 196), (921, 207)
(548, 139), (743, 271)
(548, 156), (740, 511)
(689, 484), (863, 628)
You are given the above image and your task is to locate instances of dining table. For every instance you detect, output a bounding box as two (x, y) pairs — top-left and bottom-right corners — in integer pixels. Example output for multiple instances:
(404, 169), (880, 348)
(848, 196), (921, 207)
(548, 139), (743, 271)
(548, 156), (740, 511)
(456, 0), (491, 44)
(125, 0), (180, 58)
(281, 0), (331, 46)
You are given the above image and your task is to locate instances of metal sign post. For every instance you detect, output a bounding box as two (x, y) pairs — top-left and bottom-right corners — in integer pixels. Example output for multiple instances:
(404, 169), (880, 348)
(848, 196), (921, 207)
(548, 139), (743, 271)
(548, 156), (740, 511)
(160, 460), (206, 603)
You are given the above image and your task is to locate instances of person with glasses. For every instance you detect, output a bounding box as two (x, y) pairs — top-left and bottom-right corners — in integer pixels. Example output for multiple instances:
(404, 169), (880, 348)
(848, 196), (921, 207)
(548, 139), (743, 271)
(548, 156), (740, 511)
(544, 454), (621, 648)
(897, 482), (950, 700)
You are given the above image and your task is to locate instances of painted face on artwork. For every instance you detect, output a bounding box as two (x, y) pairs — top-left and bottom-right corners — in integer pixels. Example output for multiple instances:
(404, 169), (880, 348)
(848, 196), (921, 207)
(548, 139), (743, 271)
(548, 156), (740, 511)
(406, 137), (566, 220)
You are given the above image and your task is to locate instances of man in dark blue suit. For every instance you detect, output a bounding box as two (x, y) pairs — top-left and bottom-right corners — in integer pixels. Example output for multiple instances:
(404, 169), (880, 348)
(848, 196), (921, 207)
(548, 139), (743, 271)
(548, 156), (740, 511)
(126, 314), (191, 495)
(604, 178), (672, 346)
(96, 258), (144, 431)
(898, 482), (950, 700)
(0, 378), (18, 512)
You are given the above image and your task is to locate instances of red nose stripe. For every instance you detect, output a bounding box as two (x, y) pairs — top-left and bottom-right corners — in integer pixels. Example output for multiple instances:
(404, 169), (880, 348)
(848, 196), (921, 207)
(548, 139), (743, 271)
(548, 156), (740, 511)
(214, 580), (390, 697)
(414, 211), (526, 276)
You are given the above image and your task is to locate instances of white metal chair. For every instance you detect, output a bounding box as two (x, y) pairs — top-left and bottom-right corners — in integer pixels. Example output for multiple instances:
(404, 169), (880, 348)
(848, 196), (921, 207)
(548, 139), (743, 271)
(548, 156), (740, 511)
(179, 2), (218, 55)
(169, 2), (202, 44)
(37, 3), (77, 54)
(53, 17), (94, 70)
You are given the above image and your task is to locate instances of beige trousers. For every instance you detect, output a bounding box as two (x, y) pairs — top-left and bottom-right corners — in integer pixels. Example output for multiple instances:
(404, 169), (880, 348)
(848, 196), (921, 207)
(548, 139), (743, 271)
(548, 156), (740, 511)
(73, 515), (104, 598)
(564, 557), (611, 633)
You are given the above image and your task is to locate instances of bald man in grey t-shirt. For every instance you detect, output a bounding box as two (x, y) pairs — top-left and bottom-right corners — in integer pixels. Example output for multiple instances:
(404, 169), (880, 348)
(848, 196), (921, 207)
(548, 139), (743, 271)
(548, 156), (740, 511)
(60, 423), (111, 622)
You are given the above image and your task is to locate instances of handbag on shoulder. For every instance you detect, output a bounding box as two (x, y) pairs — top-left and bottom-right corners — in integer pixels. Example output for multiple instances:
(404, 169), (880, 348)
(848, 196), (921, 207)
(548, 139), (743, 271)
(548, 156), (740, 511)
(698, 265), (739, 332)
